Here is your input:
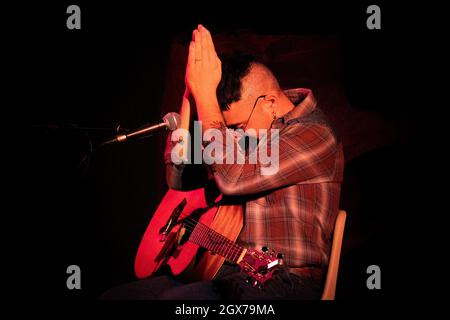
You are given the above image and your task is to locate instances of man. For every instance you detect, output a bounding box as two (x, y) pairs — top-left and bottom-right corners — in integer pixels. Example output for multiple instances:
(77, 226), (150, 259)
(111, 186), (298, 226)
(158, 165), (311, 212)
(101, 25), (344, 300)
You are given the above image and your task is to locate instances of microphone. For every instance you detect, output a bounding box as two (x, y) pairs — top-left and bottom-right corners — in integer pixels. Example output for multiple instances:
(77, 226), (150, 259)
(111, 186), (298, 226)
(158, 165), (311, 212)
(104, 112), (180, 145)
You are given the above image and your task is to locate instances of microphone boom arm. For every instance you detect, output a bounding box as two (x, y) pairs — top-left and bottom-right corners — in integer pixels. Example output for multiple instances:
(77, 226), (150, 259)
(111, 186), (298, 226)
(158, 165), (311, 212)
(102, 112), (180, 146)
(115, 122), (167, 143)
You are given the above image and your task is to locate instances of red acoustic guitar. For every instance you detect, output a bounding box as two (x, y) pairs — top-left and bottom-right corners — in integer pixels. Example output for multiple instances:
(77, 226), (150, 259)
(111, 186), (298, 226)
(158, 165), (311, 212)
(135, 187), (283, 287)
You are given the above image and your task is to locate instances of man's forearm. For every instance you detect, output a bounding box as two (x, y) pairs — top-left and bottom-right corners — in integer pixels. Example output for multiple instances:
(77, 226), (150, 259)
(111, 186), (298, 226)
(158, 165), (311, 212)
(164, 89), (192, 189)
(179, 89), (192, 130)
(194, 93), (225, 131)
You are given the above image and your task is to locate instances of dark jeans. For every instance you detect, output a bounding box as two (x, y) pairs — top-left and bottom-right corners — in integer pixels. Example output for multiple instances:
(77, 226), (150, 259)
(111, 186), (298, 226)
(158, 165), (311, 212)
(100, 263), (323, 300)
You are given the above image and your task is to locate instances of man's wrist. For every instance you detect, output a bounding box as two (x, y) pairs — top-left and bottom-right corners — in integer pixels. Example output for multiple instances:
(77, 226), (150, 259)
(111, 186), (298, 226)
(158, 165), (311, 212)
(193, 91), (218, 107)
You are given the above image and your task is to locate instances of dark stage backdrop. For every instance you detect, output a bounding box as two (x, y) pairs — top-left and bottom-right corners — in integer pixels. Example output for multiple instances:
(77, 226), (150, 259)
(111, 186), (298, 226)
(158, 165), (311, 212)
(20, 1), (437, 302)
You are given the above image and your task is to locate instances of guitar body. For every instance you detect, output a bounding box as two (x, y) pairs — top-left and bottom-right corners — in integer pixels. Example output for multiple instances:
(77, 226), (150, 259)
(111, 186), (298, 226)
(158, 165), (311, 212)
(134, 187), (243, 281)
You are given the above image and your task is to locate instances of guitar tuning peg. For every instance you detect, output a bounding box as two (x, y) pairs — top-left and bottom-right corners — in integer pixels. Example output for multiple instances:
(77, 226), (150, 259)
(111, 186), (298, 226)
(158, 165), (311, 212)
(246, 277), (258, 287)
(261, 246), (268, 253)
(277, 253), (284, 265)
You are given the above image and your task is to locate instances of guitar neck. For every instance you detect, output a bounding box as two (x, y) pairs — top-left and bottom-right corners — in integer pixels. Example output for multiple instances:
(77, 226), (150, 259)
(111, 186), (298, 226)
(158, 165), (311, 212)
(189, 221), (246, 263)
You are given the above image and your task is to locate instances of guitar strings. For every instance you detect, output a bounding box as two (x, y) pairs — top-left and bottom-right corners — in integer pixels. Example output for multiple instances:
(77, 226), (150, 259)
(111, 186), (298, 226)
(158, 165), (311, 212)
(188, 220), (243, 262)
(178, 219), (242, 261)
(160, 203), (279, 277)
(170, 202), (243, 259)
(167, 213), (243, 262)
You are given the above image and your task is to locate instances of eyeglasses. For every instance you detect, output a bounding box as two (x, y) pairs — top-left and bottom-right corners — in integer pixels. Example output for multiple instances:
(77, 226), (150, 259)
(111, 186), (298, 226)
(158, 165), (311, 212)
(242, 95), (266, 131)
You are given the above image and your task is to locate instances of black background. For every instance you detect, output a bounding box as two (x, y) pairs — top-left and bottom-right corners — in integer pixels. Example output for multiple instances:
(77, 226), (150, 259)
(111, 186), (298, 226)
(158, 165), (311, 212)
(13, 0), (442, 307)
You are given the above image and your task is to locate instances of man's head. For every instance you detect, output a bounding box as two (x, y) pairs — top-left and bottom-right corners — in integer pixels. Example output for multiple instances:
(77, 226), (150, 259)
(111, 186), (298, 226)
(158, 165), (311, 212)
(217, 53), (294, 134)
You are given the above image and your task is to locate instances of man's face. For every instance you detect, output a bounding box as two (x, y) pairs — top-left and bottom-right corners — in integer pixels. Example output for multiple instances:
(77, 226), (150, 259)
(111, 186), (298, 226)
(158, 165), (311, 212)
(222, 96), (254, 130)
(222, 94), (272, 135)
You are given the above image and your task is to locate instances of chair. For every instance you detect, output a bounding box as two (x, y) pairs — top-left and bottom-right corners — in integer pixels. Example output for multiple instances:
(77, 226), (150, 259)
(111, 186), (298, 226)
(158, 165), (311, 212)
(321, 210), (347, 300)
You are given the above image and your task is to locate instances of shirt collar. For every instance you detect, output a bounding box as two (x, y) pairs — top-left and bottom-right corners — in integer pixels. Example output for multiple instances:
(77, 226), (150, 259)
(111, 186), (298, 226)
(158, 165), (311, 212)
(272, 88), (317, 128)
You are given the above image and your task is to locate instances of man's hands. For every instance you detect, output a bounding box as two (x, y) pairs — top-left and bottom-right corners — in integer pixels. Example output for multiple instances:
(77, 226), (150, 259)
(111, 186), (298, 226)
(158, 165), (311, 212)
(185, 25), (225, 130)
(185, 25), (221, 101)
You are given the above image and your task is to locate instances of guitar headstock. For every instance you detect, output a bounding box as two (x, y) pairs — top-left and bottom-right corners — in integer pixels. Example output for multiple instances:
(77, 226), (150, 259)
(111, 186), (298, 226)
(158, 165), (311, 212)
(238, 246), (284, 288)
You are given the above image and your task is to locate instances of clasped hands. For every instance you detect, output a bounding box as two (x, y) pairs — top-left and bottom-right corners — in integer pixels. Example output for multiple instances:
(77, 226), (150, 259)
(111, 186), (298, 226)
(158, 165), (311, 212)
(184, 25), (224, 128)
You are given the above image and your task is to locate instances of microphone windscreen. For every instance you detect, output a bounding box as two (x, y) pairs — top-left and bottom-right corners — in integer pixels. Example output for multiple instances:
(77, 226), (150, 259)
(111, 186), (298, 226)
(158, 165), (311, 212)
(162, 112), (181, 131)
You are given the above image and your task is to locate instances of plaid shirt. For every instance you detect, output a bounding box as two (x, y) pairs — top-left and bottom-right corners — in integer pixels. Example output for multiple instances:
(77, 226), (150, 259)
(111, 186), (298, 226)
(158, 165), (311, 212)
(165, 88), (344, 273)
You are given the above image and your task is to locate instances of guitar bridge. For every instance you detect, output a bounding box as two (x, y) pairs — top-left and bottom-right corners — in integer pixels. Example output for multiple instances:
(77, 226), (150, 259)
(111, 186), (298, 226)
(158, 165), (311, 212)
(159, 198), (187, 242)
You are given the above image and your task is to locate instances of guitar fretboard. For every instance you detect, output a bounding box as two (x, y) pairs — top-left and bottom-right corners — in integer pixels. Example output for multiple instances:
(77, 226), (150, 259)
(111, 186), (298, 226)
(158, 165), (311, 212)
(189, 221), (244, 263)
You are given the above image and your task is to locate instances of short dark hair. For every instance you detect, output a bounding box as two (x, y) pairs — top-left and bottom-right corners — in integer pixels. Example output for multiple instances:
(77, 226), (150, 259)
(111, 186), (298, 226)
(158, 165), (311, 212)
(217, 52), (261, 111)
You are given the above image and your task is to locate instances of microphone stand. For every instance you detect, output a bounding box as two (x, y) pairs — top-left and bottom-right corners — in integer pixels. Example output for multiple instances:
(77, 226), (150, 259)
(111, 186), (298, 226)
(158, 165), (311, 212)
(32, 122), (168, 180)
(31, 123), (131, 179)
